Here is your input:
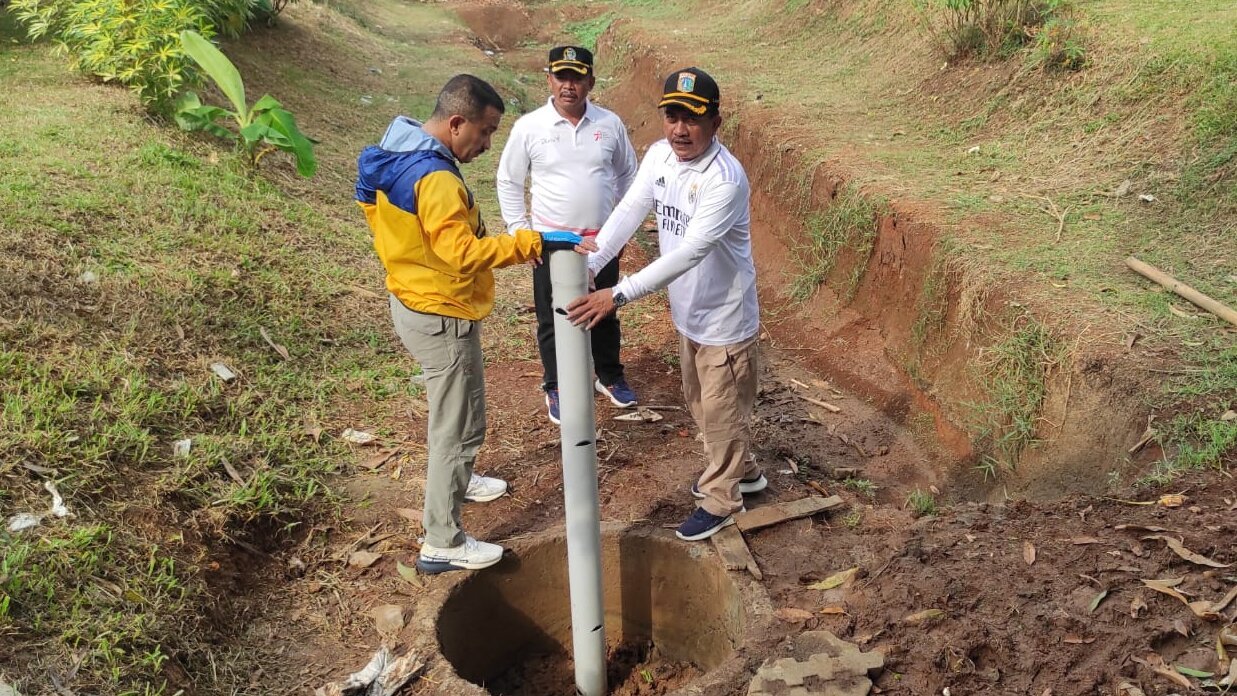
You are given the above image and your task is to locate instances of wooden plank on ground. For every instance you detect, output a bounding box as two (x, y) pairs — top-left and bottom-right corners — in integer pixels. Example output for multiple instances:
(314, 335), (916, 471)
(736, 496), (845, 533)
(712, 525), (763, 580)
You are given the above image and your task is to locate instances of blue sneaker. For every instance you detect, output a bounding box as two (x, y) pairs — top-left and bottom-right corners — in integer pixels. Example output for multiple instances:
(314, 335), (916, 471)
(690, 473), (768, 500)
(675, 507), (737, 541)
(545, 388), (561, 425)
(595, 378), (637, 408)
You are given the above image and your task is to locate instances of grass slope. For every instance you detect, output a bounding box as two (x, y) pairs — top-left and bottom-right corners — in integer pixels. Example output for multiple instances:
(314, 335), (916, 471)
(0, 2), (528, 693)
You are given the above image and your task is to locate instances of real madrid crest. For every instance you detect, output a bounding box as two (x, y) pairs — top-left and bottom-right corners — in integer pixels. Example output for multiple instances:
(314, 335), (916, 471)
(677, 72), (696, 93)
(565, 47), (577, 61)
(688, 183), (698, 206)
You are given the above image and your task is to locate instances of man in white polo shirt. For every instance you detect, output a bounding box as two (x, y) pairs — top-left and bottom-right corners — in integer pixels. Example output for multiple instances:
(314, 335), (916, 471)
(567, 67), (765, 542)
(497, 46), (640, 425)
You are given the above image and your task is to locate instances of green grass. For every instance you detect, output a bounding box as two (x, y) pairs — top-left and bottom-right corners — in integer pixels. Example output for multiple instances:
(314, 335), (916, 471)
(906, 488), (938, 517)
(910, 249), (951, 351)
(1137, 343), (1237, 486)
(1138, 411), (1237, 488)
(842, 477), (878, 498)
(1178, 44), (1236, 218)
(0, 99), (359, 694)
(967, 318), (1062, 478)
(566, 13), (615, 52)
(0, 0), (515, 691)
(788, 184), (886, 302)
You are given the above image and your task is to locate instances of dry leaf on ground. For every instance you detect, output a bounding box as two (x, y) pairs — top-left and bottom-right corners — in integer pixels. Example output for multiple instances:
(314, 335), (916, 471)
(1023, 541), (1036, 565)
(395, 508), (422, 524)
(1209, 585), (1237, 613)
(1220, 658), (1237, 687)
(348, 550), (383, 569)
(903, 608), (945, 625)
(1116, 524), (1173, 533)
(1222, 626), (1237, 647)
(395, 562), (424, 588)
(775, 607), (816, 623)
(1107, 494), (1187, 508)
(1141, 578), (1221, 620)
(259, 326), (291, 360)
(1145, 535), (1231, 568)
(1153, 666), (1192, 689)
(1088, 589), (1109, 614)
(1063, 635), (1095, 644)
(806, 567), (859, 590)
(1130, 595), (1148, 618)
(361, 450), (396, 470)
(366, 604), (405, 635)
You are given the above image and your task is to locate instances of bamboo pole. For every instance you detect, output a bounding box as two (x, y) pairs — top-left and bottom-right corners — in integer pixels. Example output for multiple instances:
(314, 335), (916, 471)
(1125, 256), (1237, 328)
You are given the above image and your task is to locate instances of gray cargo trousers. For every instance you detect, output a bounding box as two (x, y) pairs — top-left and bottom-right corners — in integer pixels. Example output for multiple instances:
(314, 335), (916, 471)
(389, 294), (485, 549)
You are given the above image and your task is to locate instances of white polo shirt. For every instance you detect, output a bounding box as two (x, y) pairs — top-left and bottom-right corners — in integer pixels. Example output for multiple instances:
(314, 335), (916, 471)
(497, 98), (638, 236)
(589, 138), (759, 346)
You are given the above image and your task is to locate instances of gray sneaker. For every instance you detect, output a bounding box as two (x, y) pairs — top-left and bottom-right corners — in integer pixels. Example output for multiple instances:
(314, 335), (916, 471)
(464, 474), (507, 502)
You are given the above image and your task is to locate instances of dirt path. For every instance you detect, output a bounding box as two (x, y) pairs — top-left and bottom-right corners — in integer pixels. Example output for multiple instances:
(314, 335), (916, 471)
(216, 3), (1236, 695)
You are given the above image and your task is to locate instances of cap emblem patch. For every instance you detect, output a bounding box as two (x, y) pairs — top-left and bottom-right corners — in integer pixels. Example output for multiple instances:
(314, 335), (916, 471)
(677, 72), (696, 93)
(565, 47), (577, 61)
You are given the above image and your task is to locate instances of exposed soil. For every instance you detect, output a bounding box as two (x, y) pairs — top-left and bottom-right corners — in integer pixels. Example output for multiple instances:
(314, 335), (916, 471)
(487, 642), (701, 696)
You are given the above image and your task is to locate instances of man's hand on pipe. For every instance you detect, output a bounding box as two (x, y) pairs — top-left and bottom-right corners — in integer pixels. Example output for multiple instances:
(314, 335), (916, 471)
(566, 289), (615, 330)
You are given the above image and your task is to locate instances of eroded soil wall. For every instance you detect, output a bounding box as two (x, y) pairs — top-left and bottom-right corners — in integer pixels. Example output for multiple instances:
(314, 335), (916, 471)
(593, 38), (1156, 499)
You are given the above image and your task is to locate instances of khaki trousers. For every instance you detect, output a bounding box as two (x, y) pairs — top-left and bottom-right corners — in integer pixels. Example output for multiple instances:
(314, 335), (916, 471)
(389, 295), (485, 549)
(681, 335), (760, 516)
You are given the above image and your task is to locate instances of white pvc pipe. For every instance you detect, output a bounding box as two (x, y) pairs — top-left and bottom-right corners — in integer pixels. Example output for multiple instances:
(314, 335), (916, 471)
(549, 249), (607, 696)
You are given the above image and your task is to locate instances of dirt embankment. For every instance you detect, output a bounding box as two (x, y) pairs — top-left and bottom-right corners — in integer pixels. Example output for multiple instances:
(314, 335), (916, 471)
(587, 35), (1165, 501)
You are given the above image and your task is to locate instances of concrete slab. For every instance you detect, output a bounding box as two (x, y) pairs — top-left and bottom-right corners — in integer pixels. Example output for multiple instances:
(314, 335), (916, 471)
(747, 631), (884, 696)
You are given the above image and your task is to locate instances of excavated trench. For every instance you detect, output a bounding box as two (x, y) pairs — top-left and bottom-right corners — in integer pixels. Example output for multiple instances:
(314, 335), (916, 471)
(411, 525), (774, 695)
(451, 0), (1162, 500)
(589, 41), (1160, 501)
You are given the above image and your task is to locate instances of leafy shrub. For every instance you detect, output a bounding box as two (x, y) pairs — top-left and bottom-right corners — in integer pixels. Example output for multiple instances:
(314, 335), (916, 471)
(1034, 15), (1085, 70)
(912, 0), (1070, 61)
(8, 0), (283, 113)
(201, 0), (259, 38)
(176, 30), (317, 177)
(11, 0), (218, 112)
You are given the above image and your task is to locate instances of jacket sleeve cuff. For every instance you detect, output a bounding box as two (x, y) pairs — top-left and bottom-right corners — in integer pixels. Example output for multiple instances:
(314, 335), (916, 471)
(614, 277), (639, 303)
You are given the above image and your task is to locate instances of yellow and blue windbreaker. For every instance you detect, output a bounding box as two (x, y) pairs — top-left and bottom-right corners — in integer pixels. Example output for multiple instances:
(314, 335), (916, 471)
(356, 117), (541, 320)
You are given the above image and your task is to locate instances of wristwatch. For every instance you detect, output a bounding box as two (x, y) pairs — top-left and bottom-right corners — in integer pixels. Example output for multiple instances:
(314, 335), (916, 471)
(612, 290), (628, 309)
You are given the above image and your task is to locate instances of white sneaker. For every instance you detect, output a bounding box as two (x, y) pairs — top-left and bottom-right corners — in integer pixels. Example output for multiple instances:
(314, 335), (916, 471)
(464, 474), (507, 502)
(417, 535), (504, 574)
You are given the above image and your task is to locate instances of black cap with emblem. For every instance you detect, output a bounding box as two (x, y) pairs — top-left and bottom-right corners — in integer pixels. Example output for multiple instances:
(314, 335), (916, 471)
(657, 67), (720, 116)
(548, 45), (593, 76)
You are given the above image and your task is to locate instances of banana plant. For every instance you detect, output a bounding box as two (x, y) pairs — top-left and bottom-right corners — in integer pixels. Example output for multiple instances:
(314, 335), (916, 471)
(174, 29), (317, 177)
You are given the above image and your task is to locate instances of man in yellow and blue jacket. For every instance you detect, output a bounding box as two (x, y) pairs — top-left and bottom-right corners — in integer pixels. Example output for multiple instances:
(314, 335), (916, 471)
(356, 74), (583, 573)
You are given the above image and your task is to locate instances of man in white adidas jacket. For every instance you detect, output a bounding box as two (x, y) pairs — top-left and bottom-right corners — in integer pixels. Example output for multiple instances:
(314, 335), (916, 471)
(568, 67), (765, 542)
